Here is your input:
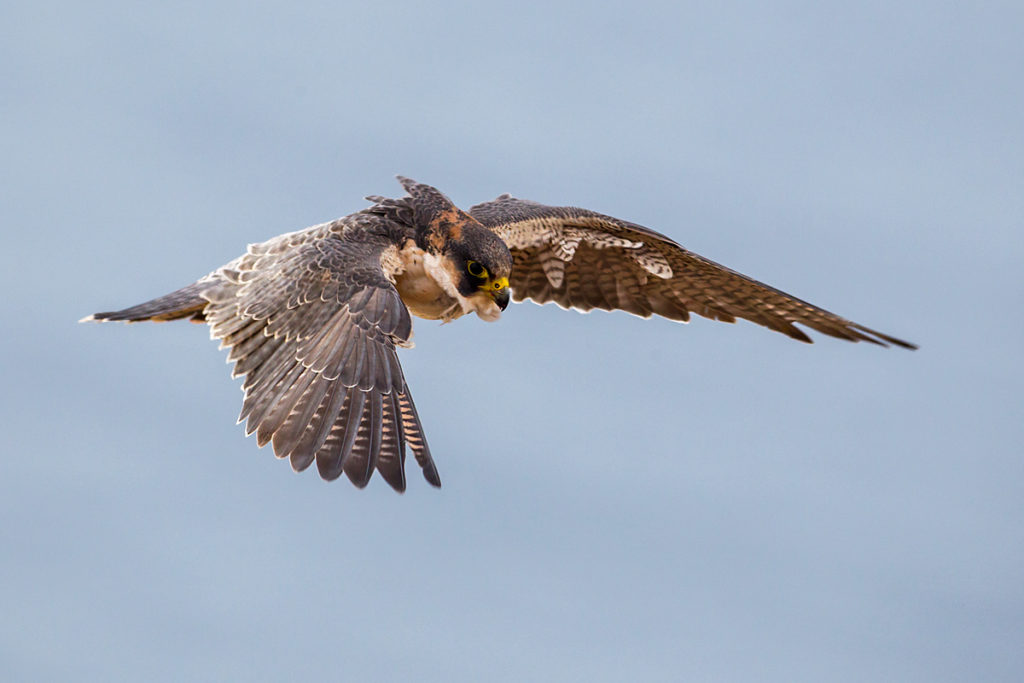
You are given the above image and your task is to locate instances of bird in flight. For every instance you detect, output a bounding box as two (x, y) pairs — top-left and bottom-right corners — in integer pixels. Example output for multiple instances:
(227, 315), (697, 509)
(83, 177), (915, 491)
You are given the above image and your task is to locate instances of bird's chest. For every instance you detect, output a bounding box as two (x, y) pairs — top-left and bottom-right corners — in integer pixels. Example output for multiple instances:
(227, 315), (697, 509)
(393, 244), (465, 321)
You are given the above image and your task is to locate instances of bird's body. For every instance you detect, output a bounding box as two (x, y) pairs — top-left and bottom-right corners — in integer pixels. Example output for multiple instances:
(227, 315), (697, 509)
(84, 177), (915, 491)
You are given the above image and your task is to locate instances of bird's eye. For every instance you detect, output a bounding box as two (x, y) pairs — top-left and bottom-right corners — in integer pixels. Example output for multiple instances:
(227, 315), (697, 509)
(466, 260), (487, 278)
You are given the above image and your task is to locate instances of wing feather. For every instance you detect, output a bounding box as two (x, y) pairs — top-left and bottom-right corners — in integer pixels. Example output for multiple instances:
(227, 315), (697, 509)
(344, 391), (383, 488)
(470, 197), (915, 349)
(203, 217), (439, 490)
(399, 392), (440, 487)
(272, 373), (331, 460)
(375, 392), (407, 492)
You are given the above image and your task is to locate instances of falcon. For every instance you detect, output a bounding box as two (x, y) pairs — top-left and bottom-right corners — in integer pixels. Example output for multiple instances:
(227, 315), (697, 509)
(83, 177), (916, 491)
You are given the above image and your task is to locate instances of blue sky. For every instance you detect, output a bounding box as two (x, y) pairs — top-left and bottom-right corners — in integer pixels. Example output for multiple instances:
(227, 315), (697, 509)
(3, 1), (1022, 681)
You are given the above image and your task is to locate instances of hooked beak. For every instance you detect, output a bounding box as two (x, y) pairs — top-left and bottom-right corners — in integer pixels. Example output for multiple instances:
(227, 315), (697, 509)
(493, 287), (510, 311)
(486, 277), (510, 311)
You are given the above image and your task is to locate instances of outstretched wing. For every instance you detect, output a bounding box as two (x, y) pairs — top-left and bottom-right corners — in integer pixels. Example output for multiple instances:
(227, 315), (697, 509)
(202, 219), (440, 491)
(470, 196), (915, 348)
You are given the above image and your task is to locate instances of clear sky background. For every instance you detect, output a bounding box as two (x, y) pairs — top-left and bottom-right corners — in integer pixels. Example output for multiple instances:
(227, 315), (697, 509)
(3, 1), (1022, 681)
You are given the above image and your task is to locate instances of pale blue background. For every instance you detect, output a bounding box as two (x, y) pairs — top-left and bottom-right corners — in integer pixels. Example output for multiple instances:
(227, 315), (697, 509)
(3, 1), (1022, 681)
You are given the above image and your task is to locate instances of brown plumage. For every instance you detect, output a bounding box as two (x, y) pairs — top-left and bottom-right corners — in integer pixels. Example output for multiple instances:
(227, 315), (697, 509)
(83, 177), (915, 492)
(469, 195), (915, 349)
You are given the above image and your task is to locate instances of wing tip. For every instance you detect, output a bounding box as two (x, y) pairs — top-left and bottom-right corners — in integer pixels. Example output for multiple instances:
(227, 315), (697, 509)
(344, 470), (373, 489)
(849, 324), (918, 350)
(797, 323), (917, 349)
(422, 463), (442, 488)
(881, 335), (918, 351)
(80, 311), (130, 323)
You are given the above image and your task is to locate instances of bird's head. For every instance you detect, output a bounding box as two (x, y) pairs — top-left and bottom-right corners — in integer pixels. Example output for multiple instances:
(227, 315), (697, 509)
(445, 223), (513, 321)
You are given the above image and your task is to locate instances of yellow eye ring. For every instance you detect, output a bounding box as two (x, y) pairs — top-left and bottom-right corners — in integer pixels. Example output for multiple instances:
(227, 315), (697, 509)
(466, 260), (487, 278)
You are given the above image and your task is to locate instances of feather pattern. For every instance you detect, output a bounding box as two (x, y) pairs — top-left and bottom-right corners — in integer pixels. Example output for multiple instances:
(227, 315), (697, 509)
(198, 214), (440, 490)
(469, 196), (916, 348)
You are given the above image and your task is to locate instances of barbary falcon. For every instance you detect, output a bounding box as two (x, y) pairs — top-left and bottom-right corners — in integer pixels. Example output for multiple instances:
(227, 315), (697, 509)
(83, 177), (916, 491)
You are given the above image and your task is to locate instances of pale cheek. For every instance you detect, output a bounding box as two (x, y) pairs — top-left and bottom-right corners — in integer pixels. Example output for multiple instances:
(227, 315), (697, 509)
(421, 252), (461, 299)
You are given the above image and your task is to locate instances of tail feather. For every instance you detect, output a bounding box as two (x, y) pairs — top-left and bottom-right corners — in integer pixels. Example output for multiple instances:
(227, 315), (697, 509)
(81, 282), (209, 323)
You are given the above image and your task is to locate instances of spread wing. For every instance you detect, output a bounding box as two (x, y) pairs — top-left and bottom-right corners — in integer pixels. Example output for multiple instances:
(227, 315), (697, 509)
(469, 196), (915, 348)
(202, 219), (440, 491)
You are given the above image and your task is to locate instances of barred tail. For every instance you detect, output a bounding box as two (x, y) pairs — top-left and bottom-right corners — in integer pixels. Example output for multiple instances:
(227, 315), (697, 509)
(80, 282), (209, 323)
